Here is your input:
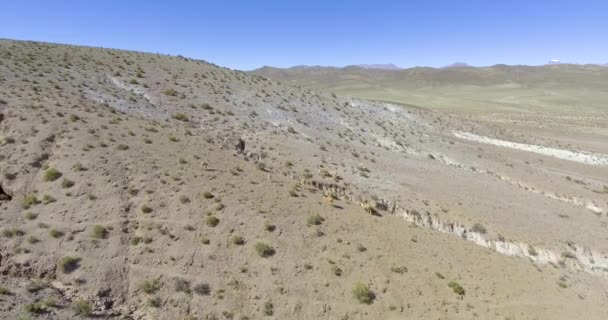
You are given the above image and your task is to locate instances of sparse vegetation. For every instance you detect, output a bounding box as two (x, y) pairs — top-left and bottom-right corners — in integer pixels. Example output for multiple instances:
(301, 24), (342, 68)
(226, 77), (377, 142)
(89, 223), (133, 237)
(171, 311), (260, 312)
(232, 236), (245, 245)
(448, 281), (465, 296)
(255, 242), (275, 257)
(43, 168), (62, 181)
(58, 256), (80, 273)
(72, 299), (92, 317)
(91, 225), (108, 239)
(307, 213), (324, 226)
(352, 283), (374, 304)
(206, 215), (220, 227)
(22, 194), (39, 209)
(138, 279), (161, 294)
(471, 223), (487, 234)
(172, 113), (189, 122)
(193, 282), (211, 295)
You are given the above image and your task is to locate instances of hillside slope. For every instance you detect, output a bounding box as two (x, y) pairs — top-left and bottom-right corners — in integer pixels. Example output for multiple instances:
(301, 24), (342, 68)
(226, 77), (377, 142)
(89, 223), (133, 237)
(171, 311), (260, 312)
(1, 40), (608, 319)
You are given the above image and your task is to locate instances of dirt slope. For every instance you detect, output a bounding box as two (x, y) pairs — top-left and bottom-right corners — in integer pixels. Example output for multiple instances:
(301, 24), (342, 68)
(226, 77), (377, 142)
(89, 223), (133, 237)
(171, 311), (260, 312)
(1, 40), (608, 319)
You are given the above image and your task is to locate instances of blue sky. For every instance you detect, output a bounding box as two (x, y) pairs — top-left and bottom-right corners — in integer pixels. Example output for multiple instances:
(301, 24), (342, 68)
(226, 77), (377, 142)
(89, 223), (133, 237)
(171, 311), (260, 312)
(1, 0), (607, 70)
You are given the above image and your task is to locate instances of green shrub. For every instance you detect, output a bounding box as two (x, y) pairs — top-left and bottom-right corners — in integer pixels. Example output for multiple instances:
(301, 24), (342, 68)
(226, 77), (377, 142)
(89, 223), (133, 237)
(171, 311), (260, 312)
(448, 281), (465, 296)
(232, 236), (245, 245)
(42, 194), (56, 204)
(352, 283), (374, 304)
(44, 168), (62, 182)
(202, 191), (214, 199)
(49, 228), (64, 238)
(141, 205), (153, 213)
(206, 215), (219, 227)
(307, 213), (324, 226)
(58, 256), (80, 273)
(91, 225), (107, 239)
(23, 194), (39, 209)
(163, 88), (178, 96)
(255, 242), (275, 257)
(0, 286), (11, 295)
(138, 279), (161, 294)
(72, 163), (87, 171)
(172, 113), (189, 122)
(24, 302), (46, 314)
(72, 299), (92, 316)
(116, 144), (129, 150)
(24, 212), (38, 220)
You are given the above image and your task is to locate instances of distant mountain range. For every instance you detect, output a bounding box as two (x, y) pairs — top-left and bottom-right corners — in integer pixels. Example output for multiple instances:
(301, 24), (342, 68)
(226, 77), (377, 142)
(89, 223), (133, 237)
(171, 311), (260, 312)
(257, 61), (608, 71)
(350, 63), (401, 70)
(442, 62), (470, 69)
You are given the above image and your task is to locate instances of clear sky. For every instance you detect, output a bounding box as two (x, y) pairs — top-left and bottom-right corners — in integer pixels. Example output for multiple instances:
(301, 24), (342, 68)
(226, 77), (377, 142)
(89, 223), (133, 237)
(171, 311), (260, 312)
(1, 0), (606, 70)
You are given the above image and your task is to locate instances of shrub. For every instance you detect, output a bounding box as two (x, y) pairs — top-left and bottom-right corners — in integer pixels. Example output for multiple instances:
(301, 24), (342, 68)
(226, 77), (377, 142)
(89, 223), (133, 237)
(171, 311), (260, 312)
(163, 88), (178, 96)
(28, 236), (40, 244)
(332, 266), (343, 276)
(72, 299), (92, 316)
(172, 113), (189, 122)
(448, 281), (465, 296)
(307, 213), (324, 226)
(0, 286), (11, 295)
(23, 194), (39, 209)
(91, 225), (107, 239)
(73, 163), (87, 171)
(264, 300), (274, 316)
(193, 282), (211, 295)
(352, 283), (374, 304)
(561, 251), (576, 259)
(141, 205), (153, 213)
(206, 215), (219, 227)
(61, 178), (75, 188)
(24, 212), (38, 220)
(49, 229), (64, 238)
(202, 191), (214, 199)
(58, 256), (81, 273)
(138, 279), (161, 294)
(44, 168), (62, 181)
(26, 279), (48, 293)
(174, 278), (191, 293)
(391, 266), (408, 274)
(471, 223), (486, 234)
(264, 223), (276, 232)
(255, 242), (275, 257)
(232, 236), (245, 245)
(179, 195), (190, 204)
(116, 144), (129, 150)
(24, 302), (46, 314)
(148, 296), (161, 308)
(42, 194), (56, 204)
